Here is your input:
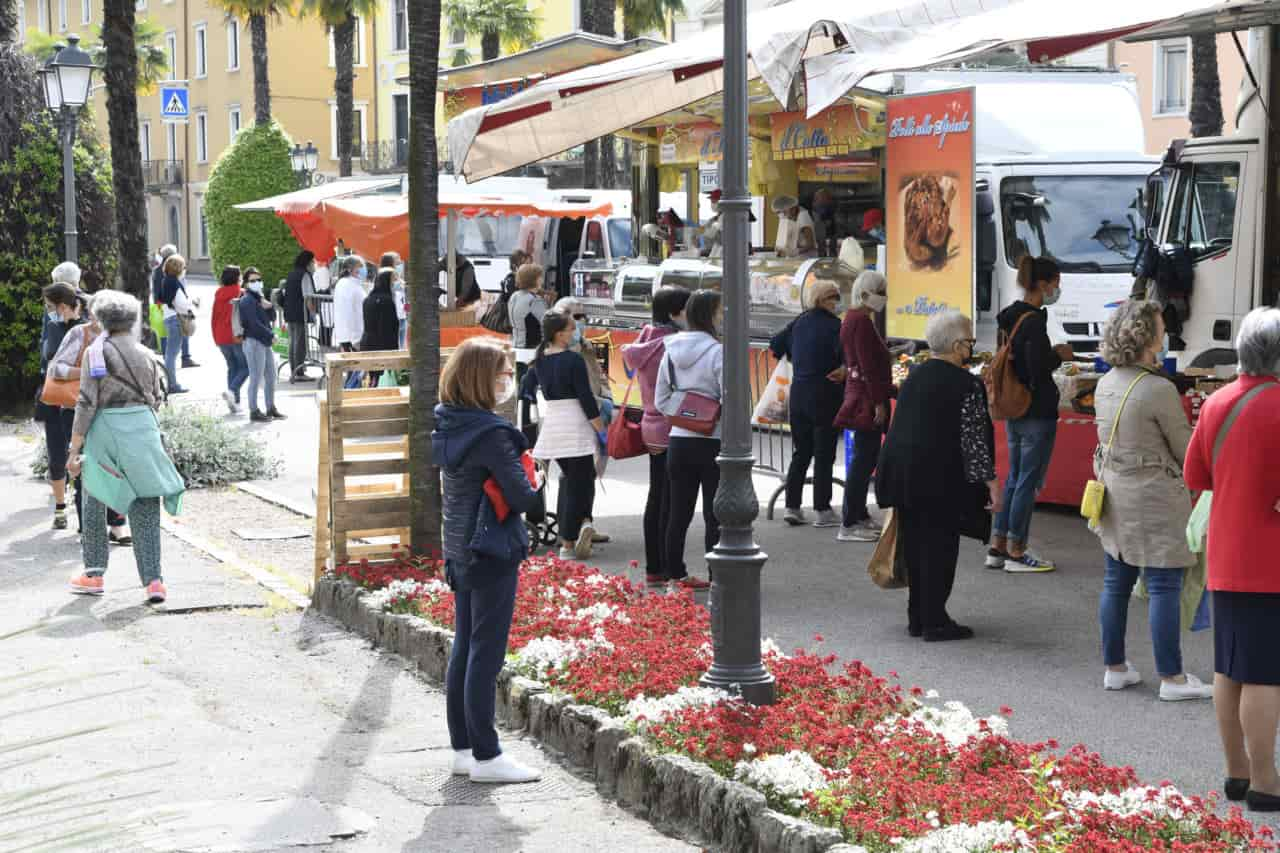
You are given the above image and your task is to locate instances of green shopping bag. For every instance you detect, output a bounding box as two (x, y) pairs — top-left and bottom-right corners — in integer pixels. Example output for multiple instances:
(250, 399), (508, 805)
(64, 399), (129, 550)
(272, 326), (289, 358)
(149, 303), (166, 341)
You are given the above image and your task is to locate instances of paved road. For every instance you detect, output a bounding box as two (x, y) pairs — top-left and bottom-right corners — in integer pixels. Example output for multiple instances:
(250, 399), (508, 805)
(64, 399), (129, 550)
(169, 279), (1272, 822)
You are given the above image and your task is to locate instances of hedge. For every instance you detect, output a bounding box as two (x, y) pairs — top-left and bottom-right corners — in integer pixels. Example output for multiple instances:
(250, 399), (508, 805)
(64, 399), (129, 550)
(205, 121), (301, 291)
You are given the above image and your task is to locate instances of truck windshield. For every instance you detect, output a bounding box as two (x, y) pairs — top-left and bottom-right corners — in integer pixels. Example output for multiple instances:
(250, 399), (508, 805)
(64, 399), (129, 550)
(437, 215), (522, 257)
(609, 218), (633, 260)
(1165, 161), (1240, 259)
(1001, 176), (1146, 273)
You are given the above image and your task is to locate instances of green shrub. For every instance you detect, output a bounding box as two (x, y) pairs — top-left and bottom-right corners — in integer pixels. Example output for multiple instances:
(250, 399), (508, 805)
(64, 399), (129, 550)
(205, 121), (301, 292)
(30, 405), (281, 487)
(0, 45), (118, 408)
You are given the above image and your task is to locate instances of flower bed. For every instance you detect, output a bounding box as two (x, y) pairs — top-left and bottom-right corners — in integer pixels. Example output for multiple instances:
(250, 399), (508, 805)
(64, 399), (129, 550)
(334, 554), (1273, 852)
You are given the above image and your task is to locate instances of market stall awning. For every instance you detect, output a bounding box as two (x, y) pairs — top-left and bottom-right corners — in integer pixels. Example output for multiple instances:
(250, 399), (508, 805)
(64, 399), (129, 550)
(424, 32), (667, 89)
(279, 195), (615, 263)
(231, 177), (402, 213)
(448, 0), (1266, 179)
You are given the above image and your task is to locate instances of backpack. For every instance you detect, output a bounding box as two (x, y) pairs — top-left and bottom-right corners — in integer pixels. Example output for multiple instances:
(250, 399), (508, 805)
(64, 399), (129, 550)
(984, 312), (1033, 421)
(230, 296), (244, 339)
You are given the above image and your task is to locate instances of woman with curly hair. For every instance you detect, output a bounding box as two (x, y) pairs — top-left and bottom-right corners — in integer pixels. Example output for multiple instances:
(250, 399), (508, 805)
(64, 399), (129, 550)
(1092, 300), (1211, 701)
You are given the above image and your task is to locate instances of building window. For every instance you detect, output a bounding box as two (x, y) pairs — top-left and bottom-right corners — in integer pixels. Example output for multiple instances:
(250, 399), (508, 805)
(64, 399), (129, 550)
(196, 197), (209, 258)
(165, 31), (177, 80)
(393, 0), (408, 52)
(228, 106), (241, 141)
(329, 101), (368, 161)
(81, 0), (90, 25)
(168, 204), (181, 248)
(1155, 39), (1190, 116)
(328, 15), (365, 67)
(137, 0), (146, 10)
(57, 0), (66, 31)
(195, 112), (208, 163)
(226, 20), (240, 70)
(37, 0), (46, 34)
(448, 25), (465, 48)
(393, 93), (409, 166)
(140, 121), (151, 161)
(166, 122), (177, 160)
(194, 23), (207, 78)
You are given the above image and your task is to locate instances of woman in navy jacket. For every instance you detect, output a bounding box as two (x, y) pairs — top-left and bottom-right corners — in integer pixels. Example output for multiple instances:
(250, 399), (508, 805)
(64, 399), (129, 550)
(432, 337), (542, 785)
(237, 271), (285, 422)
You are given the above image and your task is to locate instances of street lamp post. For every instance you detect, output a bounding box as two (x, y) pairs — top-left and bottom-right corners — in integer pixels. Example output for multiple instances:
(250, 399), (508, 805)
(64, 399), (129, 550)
(700, 0), (775, 705)
(290, 141), (320, 189)
(40, 35), (97, 265)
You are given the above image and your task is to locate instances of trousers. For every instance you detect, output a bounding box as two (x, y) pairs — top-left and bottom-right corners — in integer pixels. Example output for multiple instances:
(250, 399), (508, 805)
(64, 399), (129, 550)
(842, 428), (882, 526)
(643, 450), (671, 576)
(554, 455), (596, 542)
(785, 407), (839, 512)
(287, 320), (307, 375)
(665, 436), (721, 580)
(218, 343), (250, 402)
(163, 315), (183, 390)
(446, 567), (519, 761)
(900, 507), (960, 632)
(1099, 553), (1184, 677)
(992, 416), (1057, 546)
(243, 338), (276, 412)
(82, 491), (162, 585)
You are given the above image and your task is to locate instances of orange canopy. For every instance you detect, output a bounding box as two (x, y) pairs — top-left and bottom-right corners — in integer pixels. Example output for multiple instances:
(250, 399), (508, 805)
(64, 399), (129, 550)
(275, 193), (614, 263)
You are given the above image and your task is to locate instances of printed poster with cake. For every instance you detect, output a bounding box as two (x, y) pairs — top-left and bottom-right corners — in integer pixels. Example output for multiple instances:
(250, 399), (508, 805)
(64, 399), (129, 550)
(885, 89), (975, 340)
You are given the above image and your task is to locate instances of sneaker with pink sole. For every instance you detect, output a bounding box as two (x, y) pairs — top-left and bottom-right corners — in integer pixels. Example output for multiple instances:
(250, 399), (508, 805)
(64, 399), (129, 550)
(69, 574), (104, 596)
(145, 580), (167, 604)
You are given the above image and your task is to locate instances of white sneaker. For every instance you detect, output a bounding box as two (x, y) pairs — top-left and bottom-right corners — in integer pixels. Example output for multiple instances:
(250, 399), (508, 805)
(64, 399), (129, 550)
(813, 509), (840, 528)
(558, 547), (575, 561)
(838, 521), (880, 542)
(451, 749), (475, 776)
(470, 752), (542, 784)
(1103, 662), (1142, 691)
(1159, 673), (1214, 702)
(221, 390), (237, 414)
(574, 523), (594, 559)
(782, 508), (807, 526)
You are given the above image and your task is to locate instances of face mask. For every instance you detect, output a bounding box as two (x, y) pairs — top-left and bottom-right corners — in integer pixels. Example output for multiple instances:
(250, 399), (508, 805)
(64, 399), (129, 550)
(865, 292), (887, 313)
(494, 374), (516, 405)
(673, 316), (688, 330)
(247, 279), (264, 294)
(48, 310), (61, 323)
(571, 326), (584, 346)
(1043, 285), (1061, 306)
(395, 263), (405, 279)
(354, 267), (366, 281)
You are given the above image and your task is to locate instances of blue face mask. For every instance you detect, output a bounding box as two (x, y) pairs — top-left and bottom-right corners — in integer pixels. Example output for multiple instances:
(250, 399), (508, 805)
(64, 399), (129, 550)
(47, 310), (60, 323)
(354, 267), (366, 281)
(571, 326), (584, 346)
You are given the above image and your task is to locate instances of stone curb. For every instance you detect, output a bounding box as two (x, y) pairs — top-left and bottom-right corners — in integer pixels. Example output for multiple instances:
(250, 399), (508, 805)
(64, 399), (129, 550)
(309, 576), (853, 853)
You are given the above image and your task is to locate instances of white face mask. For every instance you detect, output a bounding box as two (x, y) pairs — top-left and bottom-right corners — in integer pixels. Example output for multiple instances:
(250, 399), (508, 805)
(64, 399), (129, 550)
(494, 374), (516, 405)
(865, 292), (887, 313)
(1042, 285), (1061, 306)
(247, 279), (264, 294)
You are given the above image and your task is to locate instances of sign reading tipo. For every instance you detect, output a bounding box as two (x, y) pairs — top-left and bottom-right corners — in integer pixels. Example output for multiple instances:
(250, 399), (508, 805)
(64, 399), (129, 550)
(770, 105), (884, 161)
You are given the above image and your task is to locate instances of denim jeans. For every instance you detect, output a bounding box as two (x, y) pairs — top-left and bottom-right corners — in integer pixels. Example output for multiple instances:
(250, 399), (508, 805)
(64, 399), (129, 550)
(163, 315), (183, 390)
(842, 428), (882, 526)
(243, 338), (276, 412)
(992, 416), (1057, 546)
(1099, 553), (1184, 677)
(218, 343), (250, 403)
(446, 567), (519, 761)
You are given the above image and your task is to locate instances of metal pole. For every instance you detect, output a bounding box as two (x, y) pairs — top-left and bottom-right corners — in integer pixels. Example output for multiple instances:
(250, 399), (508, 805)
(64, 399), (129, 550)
(700, 0), (775, 705)
(61, 109), (79, 264)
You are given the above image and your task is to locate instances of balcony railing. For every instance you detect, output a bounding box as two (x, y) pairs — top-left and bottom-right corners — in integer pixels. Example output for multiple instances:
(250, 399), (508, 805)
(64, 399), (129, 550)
(359, 139), (409, 174)
(142, 159), (184, 190)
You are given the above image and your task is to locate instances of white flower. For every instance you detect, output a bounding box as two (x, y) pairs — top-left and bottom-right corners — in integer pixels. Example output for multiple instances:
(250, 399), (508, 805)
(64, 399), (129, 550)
(733, 751), (828, 801)
(622, 685), (730, 731)
(367, 578), (449, 611)
(925, 689), (940, 699)
(574, 602), (630, 624)
(895, 820), (1033, 852)
(511, 634), (611, 680)
(887, 700), (1010, 748)
(742, 743), (757, 756)
(760, 637), (786, 658)
(1062, 785), (1190, 822)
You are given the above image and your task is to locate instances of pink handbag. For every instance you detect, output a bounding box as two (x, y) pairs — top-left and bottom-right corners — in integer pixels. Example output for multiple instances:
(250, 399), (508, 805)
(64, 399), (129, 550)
(665, 357), (721, 435)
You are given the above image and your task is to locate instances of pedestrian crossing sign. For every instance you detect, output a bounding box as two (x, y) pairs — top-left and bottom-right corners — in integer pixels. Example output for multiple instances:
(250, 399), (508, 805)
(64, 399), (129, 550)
(160, 84), (189, 123)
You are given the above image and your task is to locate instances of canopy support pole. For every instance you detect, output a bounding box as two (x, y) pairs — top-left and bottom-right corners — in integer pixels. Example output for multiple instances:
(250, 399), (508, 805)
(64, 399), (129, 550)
(446, 208), (458, 310)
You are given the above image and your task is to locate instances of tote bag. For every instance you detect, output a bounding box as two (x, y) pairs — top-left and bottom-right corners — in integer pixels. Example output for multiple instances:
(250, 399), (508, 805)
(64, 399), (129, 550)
(752, 357), (792, 424)
(867, 510), (908, 589)
(606, 373), (646, 459)
(39, 331), (89, 409)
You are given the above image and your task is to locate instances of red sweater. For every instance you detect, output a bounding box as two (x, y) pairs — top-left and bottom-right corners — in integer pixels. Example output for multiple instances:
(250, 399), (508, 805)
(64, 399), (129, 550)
(834, 309), (893, 431)
(211, 284), (242, 346)
(1184, 375), (1280, 593)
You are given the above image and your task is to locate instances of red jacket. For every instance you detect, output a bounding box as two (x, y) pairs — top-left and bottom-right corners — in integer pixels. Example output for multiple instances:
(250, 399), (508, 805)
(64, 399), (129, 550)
(1184, 375), (1280, 593)
(621, 323), (678, 450)
(211, 284), (242, 346)
(834, 309), (893, 431)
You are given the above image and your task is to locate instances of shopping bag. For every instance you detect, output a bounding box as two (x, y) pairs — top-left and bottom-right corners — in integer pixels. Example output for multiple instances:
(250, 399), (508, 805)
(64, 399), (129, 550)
(867, 510), (907, 589)
(607, 374), (646, 459)
(752, 357), (792, 424)
(378, 369), (401, 387)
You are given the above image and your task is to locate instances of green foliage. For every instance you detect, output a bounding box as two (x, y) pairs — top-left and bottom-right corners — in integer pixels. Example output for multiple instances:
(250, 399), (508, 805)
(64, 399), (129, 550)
(442, 0), (539, 55)
(298, 0), (380, 27)
(205, 121), (300, 291)
(0, 45), (117, 408)
(25, 18), (170, 93)
(621, 0), (683, 38)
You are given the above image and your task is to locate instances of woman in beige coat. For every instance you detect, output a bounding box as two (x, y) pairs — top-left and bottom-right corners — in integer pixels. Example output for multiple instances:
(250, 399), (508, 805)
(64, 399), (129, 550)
(1093, 300), (1212, 701)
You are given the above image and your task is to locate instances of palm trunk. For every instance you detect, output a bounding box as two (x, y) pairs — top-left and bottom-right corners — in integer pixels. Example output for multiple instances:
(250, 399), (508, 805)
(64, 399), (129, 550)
(1190, 33), (1224, 138)
(481, 30), (499, 61)
(600, 134), (617, 188)
(582, 139), (598, 188)
(333, 10), (356, 177)
(250, 13), (270, 125)
(101, 0), (149, 301)
(0, 0), (18, 44)
(586, 0), (615, 188)
(408, 0), (442, 555)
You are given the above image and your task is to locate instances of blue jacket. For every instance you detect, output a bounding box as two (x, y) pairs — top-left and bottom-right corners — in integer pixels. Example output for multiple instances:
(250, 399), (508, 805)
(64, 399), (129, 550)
(770, 308), (843, 422)
(238, 292), (275, 347)
(432, 404), (539, 590)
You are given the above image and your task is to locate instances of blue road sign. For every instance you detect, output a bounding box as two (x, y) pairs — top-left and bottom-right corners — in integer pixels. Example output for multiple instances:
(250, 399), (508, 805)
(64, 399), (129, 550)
(160, 85), (189, 122)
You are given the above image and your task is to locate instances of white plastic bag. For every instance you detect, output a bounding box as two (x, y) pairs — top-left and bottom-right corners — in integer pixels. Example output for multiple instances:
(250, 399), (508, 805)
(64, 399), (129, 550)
(752, 357), (792, 424)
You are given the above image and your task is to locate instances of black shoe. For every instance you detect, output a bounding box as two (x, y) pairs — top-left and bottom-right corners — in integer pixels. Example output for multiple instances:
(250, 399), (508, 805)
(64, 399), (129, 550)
(267, 408), (288, 420)
(250, 409), (271, 423)
(109, 530), (133, 546)
(168, 386), (189, 395)
(907, 625), (923, 638)
(1246, 789), (1280, 811)
(1225, 778), (1250, 802)
(924, 622), (975, 642)
(182, 359), (200, 368)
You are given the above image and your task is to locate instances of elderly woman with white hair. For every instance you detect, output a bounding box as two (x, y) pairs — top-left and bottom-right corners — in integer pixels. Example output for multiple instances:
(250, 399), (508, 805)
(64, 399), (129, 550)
(1186, 307), (1280, 810)
(834, 270), (892, 541)
(770, 278), (847, 528)
(876, 310), (999, 642)
(37, 262), (85, 530)
(1091, 300), (1211, 702)
(65, 290), (184, 605)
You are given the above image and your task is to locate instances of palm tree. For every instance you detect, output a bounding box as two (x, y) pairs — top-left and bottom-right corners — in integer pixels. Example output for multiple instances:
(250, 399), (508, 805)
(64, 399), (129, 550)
(1, 0), (18, 44)
(210, 0), (285, 125)
(407, 0), (442, 553)
(100, 0), (150, 302)
(301, 0), (378, 176)
(1190, 34), (1224, 138)
(622, 0), (680, 39)
(25, 20), (169, 92)
(441, 0), (539, 63)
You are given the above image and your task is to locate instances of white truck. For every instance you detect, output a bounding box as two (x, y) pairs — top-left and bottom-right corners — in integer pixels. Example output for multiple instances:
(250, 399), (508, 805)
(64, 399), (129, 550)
(892, 70), (1158, 353)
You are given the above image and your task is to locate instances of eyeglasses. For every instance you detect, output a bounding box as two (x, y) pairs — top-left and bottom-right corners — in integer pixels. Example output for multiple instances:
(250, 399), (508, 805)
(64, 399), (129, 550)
(573, 314), (587, 322)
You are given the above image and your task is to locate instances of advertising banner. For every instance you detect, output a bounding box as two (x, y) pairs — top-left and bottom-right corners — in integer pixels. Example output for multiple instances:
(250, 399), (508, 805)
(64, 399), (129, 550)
(770, 104), (884, 161)
(658, 123), (724, 165)
(884, 89), (975, 340)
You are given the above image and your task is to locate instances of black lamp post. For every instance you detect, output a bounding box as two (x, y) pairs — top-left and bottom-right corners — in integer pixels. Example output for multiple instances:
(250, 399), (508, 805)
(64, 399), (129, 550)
(700, 0), (775, 705)
(40, 34), (97, 264)
(290, 141), (320, 188)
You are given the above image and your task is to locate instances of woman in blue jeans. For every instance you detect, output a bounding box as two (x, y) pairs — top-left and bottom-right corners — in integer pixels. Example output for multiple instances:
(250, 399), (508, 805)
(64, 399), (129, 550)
(1091, 300), (1211, 701)
(157, 253), (193, 395)
(987, 256), (1073, 573)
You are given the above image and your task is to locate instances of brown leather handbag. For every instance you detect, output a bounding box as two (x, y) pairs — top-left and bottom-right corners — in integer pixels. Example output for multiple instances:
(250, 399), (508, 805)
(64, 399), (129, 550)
(984, 312), (1033, 421)
(40, 331), (89, 409)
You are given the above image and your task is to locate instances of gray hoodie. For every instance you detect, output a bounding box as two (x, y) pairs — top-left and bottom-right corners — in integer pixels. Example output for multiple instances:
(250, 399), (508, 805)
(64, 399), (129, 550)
(655, 330), (724, 440)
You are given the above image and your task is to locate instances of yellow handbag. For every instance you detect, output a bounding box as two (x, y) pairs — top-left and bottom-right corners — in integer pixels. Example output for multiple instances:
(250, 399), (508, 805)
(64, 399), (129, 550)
(1081, 371), (1148, 525)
